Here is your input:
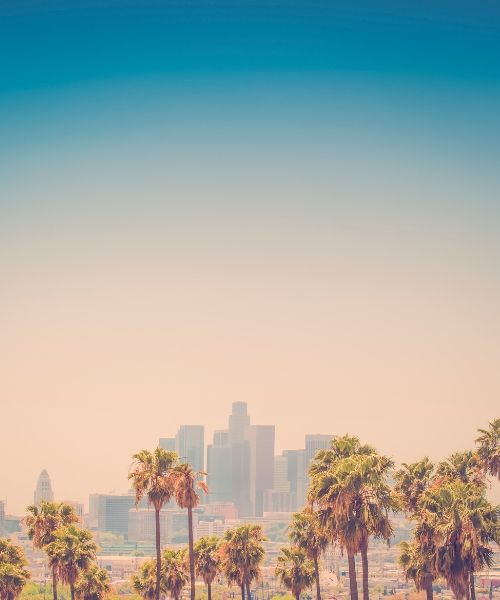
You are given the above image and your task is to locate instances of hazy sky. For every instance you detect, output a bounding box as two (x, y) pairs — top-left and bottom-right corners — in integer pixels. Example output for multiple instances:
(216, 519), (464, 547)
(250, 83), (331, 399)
(1, 1), (500, 514)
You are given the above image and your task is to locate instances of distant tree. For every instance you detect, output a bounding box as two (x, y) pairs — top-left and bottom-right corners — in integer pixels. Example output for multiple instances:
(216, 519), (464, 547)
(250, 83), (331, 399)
(168, 463), (208, 600)
(75, 565), (110, 600)
(194, 537), (220, 600)
(129, 448), (178, 600)
(0, 539), (30, 600)
(131, 561), (156, 600)
(24, 502), (78, 600)
(476, 419), (500, 480)
(219, 525), (265, 600)
(275, 547), (315, 600)
(399, 540), (434, 600)
(162, 549), (189, 600)
(45, 526), (97, 600)
(289, 509), (328, 600)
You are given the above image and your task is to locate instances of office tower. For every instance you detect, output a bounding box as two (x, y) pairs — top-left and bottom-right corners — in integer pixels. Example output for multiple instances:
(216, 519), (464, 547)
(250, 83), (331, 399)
(213, 430), (228, 446)
(159, 437), (176, 451)
(283, 449), (306, 510)
(207, 443), (233, 503)
(34, 469), (54, 504)
(228, 402), (250, 443)
(97, 494), (135, 535)
(175, 425), (204, 471)
(230, 441), (252, 517)
(274, 455), (291, 493)
(247, 425), (275, 517)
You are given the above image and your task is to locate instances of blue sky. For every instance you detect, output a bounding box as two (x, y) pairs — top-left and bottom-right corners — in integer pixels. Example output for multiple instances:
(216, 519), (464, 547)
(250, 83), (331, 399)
(1, 1), (500, 511)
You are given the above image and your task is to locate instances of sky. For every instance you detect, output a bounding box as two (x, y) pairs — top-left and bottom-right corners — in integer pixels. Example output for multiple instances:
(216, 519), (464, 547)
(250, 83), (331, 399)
(1, 1), (500, 514)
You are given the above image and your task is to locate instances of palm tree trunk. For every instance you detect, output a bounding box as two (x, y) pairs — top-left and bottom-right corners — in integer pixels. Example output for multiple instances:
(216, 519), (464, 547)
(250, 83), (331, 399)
(155, 507), (161, 600)
(426, 581), (433, 600)
(313, 554), (321, 600)
(360, 544), (369, 600)
(347, 552), (359, 600)
(70, 583), (75, 600)
(241, 583), (245, 600)
(52, 567), (58, 600)
(246, 581), (251, 600)
(188, 505), (196, 600)
(470, 572), (476, 600)
(207, 582), (212, 600)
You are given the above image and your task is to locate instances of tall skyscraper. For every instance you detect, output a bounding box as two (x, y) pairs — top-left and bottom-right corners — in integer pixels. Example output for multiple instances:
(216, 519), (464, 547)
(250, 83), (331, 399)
(247, 425), (275, 517)
(34, 469), (54, 504)
(175, 425), (204, 472)
(228, 401), (250, 443)
(300, 434), (332, 505)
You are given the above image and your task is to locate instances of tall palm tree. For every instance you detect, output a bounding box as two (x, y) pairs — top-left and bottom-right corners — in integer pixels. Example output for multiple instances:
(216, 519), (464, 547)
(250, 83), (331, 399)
(476, 418), (500, 480)
(24, 501), (78, 600)
(289, 508), (328, 600)
(394, 458), (435, 514)
(162, 549), (189, 600)
(422, 480), (500, 600)
(168, 462), (208, 600)
(309, 439), (395, 600)
(219, 525), (265, 600)
(275, 547), (316, 600)
(75, 565), (110, 600)
(0, 539), (30, 600)
(45, 525), (98, 600)
(129, 448), (178, 600)
(132, 560), (157, 600)
(194, 536), (220, 600)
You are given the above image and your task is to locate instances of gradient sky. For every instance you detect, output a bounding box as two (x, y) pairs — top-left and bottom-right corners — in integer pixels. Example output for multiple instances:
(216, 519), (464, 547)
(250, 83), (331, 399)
(1, 1), (500, 513)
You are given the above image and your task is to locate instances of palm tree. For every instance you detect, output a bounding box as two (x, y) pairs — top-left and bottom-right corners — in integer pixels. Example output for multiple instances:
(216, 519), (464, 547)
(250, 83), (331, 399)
(422, 480), (500, 600)
(132, 560), (157, 600)
(219, 525), (265, 600)
(289, 508), (328, 600)
(162, 549), (189, 600)
(129, 448), (178, 600)
(309, 438), (395, 600)
(399, 540), (434, 600)
(194, 536), (220, 600)
(0, 539), (30, 600)
(75, 565), (110, 600)
(275, 547), (316, 600)
(45, 525), (98, 600)
(24, 501), (78, 600)
(476, 419), (500, 480)
(168, 463), (208, 600)
(394, 458), (435, 514)
(436, 451), (485, 488)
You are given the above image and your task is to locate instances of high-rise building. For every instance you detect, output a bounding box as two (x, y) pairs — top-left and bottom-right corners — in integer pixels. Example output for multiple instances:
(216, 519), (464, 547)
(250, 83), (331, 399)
(175, 425), (204, 472)
(207, 443), (233, 503)
(34, 469), (54, 504)
(247, 425), (275, 517)
(273, 455), (291, 493)
(97, 494), (135, 535)
(63, 500), (84, 520)
(228, 402), (250, 443)
(284, 449), (306, 510)
(159, 438), (176, 451)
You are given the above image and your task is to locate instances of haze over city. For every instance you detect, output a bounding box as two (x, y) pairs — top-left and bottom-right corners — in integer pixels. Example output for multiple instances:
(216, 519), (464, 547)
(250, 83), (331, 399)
(1, 1), (500, 516)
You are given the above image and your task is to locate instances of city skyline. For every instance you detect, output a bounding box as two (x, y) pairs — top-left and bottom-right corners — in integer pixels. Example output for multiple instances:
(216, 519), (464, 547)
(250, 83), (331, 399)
(1, 402), (497, 515)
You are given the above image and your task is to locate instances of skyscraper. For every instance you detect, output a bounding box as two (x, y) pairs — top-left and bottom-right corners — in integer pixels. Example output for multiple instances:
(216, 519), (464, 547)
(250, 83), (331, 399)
(247, 425), (275, 517)
(300, 434), (332, 505)
(228, 401), (250, 443)
(96, 494), (135, 535)
(34, 469), (54, 504)
(175, 425), (204, 472)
